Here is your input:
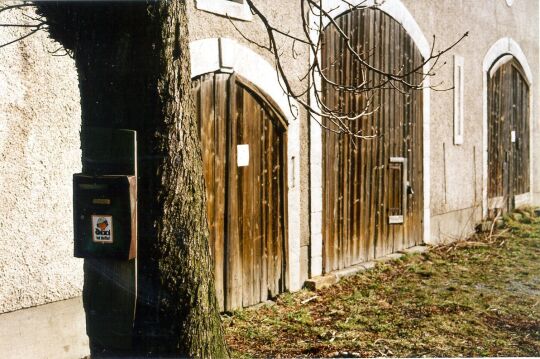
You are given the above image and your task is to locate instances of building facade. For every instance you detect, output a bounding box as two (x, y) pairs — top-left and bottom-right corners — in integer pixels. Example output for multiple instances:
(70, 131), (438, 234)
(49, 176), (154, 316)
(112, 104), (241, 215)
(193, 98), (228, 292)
(0, 0), (538, 357)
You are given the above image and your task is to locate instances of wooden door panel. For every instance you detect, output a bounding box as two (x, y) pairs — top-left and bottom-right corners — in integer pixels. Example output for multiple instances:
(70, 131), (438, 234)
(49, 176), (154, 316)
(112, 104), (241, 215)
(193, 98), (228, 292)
(488, 59), (530, 212)
(321, 8), (424, 272)
(193, 73), (287, 311)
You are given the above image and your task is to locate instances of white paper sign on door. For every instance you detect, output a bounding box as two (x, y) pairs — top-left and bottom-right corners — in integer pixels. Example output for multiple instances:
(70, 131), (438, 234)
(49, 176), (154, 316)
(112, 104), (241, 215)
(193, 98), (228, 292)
(511, 130), (516, 143)
(237, 144), (250, 167)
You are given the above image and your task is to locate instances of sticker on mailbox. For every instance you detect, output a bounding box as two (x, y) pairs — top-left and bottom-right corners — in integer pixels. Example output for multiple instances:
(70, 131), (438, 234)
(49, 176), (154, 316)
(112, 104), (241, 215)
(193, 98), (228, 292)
(92, 215), (113, 243)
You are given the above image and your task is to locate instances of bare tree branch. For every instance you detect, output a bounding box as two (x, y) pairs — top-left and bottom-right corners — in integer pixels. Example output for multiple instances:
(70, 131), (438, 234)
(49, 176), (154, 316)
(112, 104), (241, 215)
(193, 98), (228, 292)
(0, 2), (48, 49)
(238, 0), (468, 139)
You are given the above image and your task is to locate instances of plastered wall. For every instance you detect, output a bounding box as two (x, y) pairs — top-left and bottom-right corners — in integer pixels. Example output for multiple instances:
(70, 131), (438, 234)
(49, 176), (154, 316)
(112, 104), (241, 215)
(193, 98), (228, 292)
(0, 7), (82, 313)
(401, 0), (539, 243)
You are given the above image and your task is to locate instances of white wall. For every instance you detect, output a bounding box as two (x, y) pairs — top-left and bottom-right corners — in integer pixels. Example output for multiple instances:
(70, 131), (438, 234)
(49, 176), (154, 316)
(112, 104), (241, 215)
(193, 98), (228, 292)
(0, 6), (83, 313)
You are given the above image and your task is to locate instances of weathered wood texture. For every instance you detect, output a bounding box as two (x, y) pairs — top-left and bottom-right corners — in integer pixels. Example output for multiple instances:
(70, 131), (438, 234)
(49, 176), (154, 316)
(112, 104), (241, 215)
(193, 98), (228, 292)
(488, 58), (530, 211)
(321, 8), (424, 273)
(192, 73), (288, 311)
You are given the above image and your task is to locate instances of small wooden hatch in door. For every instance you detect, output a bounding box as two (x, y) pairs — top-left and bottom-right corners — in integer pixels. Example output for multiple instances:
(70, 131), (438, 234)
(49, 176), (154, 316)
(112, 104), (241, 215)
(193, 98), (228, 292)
(192, 72), (288, 312)
(321, 7), (424, 273)
(488, 56), (530, 213)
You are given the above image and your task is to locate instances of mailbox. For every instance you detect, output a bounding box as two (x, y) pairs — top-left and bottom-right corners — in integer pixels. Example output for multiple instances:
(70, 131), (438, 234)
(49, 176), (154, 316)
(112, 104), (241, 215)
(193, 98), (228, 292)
(73, 174), (137, 259)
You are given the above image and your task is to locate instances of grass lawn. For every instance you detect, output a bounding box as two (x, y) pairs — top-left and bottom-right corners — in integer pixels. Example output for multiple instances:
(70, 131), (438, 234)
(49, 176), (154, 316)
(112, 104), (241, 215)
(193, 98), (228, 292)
(223, 209), (540, 357)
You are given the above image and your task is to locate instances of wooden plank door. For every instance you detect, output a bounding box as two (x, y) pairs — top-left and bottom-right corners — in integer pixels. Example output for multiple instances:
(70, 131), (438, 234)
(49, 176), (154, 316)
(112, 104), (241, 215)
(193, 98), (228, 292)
(321, 8), (424, 273)
(192, 73), (288, 311)
(488, 57), (530, 213)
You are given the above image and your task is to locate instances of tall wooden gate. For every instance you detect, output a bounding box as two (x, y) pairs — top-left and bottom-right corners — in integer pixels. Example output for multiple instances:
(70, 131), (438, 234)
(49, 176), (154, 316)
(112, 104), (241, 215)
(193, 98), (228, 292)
(321, 8), (424, 273)
(488, 57), (530, 212)
(192, 73), (288, 311)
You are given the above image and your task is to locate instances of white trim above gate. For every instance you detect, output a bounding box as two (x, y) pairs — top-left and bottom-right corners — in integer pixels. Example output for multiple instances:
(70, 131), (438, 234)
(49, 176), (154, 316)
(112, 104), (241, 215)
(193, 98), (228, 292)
(309, 0), (431, 277)
(195, 0), (253, 21)
(189, 38), (302, 291)
(482, 37), (534, 217)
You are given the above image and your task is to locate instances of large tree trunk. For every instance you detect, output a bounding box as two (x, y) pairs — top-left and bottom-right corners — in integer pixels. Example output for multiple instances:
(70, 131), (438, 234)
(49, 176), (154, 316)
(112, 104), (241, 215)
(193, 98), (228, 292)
(37, 2), (228, 357)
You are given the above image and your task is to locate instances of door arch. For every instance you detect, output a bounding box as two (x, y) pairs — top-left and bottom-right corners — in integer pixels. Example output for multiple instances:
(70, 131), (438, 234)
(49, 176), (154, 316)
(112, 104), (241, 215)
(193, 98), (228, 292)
(482, 38), (533, 216)
(192, 72), (288, 311)
(487, 56), (531, 213)
(320, 7), (425, 273)
(190, 38), (302, 291)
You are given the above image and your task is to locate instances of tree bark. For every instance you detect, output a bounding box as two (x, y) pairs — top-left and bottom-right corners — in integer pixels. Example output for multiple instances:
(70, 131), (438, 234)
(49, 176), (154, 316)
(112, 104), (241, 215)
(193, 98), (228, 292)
(37, 1), (228, 357)
(149, 2), (228, 356)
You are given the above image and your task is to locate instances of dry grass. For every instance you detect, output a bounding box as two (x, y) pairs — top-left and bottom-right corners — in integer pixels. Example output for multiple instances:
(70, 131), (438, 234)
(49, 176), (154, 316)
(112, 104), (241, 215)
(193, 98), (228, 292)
(223, 208), (540, 357)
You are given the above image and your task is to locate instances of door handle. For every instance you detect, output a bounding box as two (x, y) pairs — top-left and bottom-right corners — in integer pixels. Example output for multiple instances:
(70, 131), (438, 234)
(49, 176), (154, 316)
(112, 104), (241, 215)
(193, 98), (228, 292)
(388, 157), (407, 224)
(407, 182), (414, 195)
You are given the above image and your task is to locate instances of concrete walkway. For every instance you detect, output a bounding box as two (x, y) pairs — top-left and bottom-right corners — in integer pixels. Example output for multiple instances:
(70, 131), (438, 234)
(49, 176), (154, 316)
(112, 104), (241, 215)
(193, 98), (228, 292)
(0, 297), (89, 359)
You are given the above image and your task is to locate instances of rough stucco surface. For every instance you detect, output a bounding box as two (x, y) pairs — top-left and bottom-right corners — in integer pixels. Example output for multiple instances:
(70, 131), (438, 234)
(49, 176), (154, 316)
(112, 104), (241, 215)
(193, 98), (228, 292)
(0, 7), (83, 313)
(401, 0), (539, 243)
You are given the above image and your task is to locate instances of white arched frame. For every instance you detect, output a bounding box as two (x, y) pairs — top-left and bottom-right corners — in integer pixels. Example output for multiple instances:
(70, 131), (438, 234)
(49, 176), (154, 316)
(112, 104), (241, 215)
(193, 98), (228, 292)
(190, 38), (302, 291)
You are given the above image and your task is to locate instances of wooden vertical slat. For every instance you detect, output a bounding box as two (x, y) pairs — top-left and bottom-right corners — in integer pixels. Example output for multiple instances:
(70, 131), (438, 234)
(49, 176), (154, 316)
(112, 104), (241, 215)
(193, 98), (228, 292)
(517, 70), (522, 196)
(364, 9), (375, 261)
(350, 13), (361, 265)
(373, 9), (385, 258)
(280, 115), (289, 291)
(321, 30), (329, 273)
(324, 27), (332, 273)
(213, 74), (228, 310)
(322, 26), (332, 273)
(380, 13), (391, 256)
(278, 123), (285, 292)
(373, 13), (383, 257)
(272, 126), (282, 295)
(358, 9), (369, 263)
(348, 12), (356, 266)
(395, 18), (404, 247)
(201, 76), (216, 259)
(392, 17), (401, 252)
(415, 48), (424, 246)
(200, 74), (217, 306)
(332, 22), (341, 272)
(410, 39), (418, 248)
(260, 109), (268, 301)
(240, 88), (253, 307)
(341, 17), (349, 268)
(345, 11), (353, 266)
(405, 41), (414, 249)
(330, 23), (339, 272)
(251, 96), (262, 305)
(226, 74), (242, 311)
(266, 120), (276, 295)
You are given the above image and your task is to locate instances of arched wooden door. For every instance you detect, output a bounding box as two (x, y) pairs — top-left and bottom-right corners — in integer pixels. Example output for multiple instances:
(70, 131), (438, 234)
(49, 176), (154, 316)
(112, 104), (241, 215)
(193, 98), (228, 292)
(192, 72), (288, 311)
(488, 56), (530, 213)
(321, 8), (424, 273)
